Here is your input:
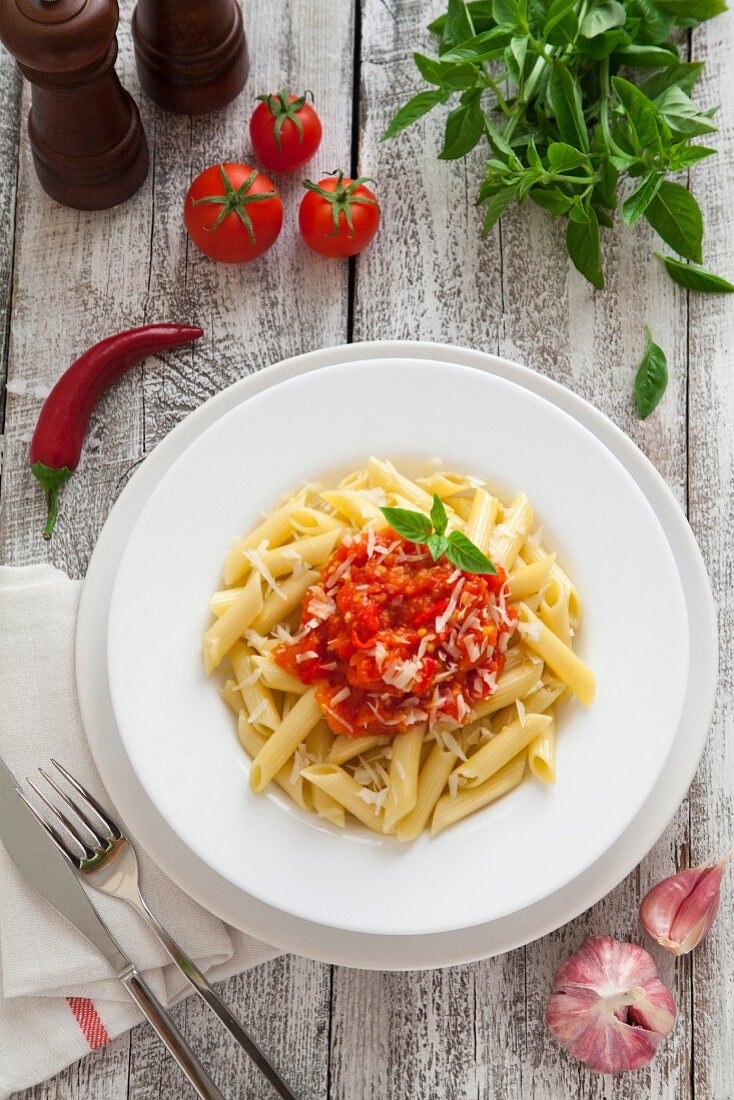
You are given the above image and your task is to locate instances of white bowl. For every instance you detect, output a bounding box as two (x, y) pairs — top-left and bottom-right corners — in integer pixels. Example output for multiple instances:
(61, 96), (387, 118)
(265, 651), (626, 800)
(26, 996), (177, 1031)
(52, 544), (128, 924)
(107, 357), (689, 937)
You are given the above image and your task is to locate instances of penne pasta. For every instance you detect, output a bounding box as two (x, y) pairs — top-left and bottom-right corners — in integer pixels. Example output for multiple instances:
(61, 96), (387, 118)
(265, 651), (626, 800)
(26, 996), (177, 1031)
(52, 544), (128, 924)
(396, 744), (457, 842)
(306, 722), (345, 827)
(383, 725), (425, 834)
(507, 554), (555, 603)
(367, 456), (434, 510)
(464, 488), (498, 554)
(472, 660), (543, 719)
(300, 763), (386, 833)
(454, 713), (552, 787)
(528, 707), (557, 784)
(539, 577), (572, 648)
(211, 531), (344, 614)
(250, 686), (323, 793)
(288, 507), (346, 537)
(203, 571), (263, 673)
(237, 712), (312, 812)
(431, 752), (527, 835)
(489, 493), (533, 571)
(417, 471), (481, 498)
(320, 489), (389, 529)
(516, 604), (595, 705)
(252, 655), (309, 694)
(251, 569), (319, 635)
(228, 640), (281, 732)
(328, 733), (391, 766)
(207, 459), (594, 842)
(224, 508), (293, 586)
(521, 541), (582, 627)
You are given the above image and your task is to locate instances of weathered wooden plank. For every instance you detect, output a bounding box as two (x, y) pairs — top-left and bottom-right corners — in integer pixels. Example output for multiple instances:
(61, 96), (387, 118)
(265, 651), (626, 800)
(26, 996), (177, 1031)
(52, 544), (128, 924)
(141, 0), (355, 450)
(687, 9), (734, 1100)
(0, 47), (22, 477)
(4, 0), (347, 1096)
(347, 1), (695, 1099)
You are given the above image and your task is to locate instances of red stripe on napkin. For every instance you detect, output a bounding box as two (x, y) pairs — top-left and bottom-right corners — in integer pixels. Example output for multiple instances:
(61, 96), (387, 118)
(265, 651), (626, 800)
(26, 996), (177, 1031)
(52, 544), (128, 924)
(66, 996), (109, 1049)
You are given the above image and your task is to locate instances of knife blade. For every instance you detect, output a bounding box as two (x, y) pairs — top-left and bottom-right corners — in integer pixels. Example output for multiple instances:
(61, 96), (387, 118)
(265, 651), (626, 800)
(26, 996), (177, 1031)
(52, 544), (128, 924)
(0, 755), (129, 976)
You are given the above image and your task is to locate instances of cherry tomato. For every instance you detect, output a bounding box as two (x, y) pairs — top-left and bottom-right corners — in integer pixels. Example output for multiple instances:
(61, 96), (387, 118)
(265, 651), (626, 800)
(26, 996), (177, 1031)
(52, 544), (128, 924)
(298, 171), (380, 258)
(250, 89), (322, 174)
(183, 162), (283, 263)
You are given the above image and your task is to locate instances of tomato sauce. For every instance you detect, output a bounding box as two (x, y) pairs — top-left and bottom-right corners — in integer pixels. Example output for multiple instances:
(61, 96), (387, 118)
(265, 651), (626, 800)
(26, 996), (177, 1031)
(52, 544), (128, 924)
(275, 531), (517, 737)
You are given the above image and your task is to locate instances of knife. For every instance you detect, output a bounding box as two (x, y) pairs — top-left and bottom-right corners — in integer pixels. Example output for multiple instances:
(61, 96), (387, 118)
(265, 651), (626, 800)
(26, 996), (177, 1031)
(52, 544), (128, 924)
(0, 756), (225, 1100)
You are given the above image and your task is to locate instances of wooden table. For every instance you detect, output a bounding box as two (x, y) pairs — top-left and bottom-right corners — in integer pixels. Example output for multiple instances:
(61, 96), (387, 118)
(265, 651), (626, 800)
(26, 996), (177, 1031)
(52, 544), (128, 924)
(1, 1), (733, 1096)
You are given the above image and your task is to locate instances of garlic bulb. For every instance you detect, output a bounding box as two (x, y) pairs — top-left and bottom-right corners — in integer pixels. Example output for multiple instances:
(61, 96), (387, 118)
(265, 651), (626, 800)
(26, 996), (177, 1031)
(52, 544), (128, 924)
(546, 936), (676, 1073)
(640, 850), (732, 955)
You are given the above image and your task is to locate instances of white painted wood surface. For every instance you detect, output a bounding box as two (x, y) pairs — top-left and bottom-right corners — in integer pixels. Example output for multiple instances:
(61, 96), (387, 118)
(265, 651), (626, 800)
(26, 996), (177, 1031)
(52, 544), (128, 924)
(0, 0), (732, 1096)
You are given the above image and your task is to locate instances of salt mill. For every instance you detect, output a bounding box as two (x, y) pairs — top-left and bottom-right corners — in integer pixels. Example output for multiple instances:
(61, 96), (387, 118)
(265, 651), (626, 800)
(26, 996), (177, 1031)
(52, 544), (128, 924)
(0, 0), (149, 211)
(132, 0), (248, 115)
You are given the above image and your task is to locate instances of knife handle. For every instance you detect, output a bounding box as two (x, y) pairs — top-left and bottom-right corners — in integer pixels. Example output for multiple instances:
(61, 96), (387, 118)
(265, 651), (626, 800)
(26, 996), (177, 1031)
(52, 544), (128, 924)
(121, 968), (225, 1100)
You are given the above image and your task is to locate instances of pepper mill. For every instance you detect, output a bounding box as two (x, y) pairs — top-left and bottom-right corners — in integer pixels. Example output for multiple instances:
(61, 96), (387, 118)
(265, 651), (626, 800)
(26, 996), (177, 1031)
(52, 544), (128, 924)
(0, 0), (149, 211)
(132, 0), (248, 115)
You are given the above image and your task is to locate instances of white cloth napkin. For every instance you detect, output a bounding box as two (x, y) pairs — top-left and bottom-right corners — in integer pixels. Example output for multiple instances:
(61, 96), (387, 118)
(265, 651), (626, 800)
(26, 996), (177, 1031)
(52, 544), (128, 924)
(0, 565), (280, 1098)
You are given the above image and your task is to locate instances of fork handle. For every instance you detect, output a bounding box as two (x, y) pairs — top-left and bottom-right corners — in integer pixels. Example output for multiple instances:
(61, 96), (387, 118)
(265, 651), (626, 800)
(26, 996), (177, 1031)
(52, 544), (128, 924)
(136, 898), (301, 1100)
(120, 968), (225, 1100)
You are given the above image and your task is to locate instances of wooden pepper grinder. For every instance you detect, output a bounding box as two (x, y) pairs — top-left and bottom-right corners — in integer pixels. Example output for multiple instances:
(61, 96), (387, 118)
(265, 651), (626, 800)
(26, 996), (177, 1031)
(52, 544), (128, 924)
(0, 0), (149, 210)
(132, 0), (248, 115)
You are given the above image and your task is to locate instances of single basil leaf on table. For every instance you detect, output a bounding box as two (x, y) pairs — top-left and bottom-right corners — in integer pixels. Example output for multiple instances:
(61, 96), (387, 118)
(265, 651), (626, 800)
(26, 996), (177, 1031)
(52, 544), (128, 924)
(382, 90), (450, 140)
(548, 62), (590, 152)
(439, 100), (486, 158)
(380, 506), (433, 543)
(426, 533), (450, 561)
(445, 531), (497, 574)
(644, 180), (703, 262)
(656, 252), (734, 293)
(635, 327), (669, 418)
(567, 208), (604, 288)
(430, 493), (450, 535)
(622, 170), (662, 225)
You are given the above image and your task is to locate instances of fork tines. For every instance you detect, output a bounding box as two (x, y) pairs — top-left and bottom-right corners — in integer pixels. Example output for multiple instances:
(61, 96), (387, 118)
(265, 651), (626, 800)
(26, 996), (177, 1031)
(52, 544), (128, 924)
(17, 760), (119, 867)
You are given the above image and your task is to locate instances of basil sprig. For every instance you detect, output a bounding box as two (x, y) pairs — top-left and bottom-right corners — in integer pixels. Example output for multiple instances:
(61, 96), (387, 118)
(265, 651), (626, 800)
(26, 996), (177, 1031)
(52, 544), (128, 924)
(380, 493), (497, 574)
(384, 0), (730, 292)
(635, 326), (669, 418)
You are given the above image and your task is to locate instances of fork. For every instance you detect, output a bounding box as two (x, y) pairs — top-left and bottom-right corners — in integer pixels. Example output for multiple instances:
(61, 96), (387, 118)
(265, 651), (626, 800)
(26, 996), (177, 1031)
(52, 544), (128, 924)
(25, 759), (301, 1100)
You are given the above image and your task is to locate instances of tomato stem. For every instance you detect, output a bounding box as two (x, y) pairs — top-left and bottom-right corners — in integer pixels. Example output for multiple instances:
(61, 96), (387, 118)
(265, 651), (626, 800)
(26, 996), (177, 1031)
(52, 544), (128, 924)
(302, 170), (379, 237)
(192, 164), (276, 245)
(256, 89), (312, 151)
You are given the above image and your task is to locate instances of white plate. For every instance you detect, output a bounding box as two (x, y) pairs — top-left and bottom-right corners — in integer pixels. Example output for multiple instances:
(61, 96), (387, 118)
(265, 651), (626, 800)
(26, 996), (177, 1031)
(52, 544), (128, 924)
(106, 357), (688, 938)
(77, 342), (716, 968)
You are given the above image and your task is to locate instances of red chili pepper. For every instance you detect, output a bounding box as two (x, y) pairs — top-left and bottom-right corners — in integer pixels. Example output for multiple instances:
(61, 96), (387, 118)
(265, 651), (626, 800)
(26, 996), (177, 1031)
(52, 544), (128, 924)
(29, 323), (204, 539)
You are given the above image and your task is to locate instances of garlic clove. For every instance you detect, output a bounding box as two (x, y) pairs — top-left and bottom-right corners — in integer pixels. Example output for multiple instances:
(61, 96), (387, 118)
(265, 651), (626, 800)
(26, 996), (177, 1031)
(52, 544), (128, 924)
(546, 936), (676, 1073)
(640, 850), (732, 956)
